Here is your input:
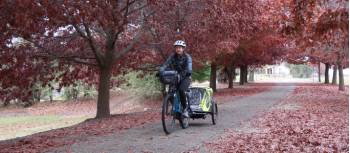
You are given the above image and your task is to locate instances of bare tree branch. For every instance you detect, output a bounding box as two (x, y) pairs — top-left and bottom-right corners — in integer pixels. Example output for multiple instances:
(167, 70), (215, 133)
(145, 26), (167, 60)
(83, 23), (105, 67)
(24, 40), (98, 66)
(34, 54), (98, 66)
(115, 8), (155, 60)
(71, 23), (87, 38)
(112, 0), (132, 43)
(115, 29), (143, 59)
(127, 3), (148, 16)
(119, 0), (138, 13)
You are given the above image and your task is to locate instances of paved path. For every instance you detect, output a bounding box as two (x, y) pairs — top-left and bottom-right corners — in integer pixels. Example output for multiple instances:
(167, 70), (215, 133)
(49, 84), (295, 153)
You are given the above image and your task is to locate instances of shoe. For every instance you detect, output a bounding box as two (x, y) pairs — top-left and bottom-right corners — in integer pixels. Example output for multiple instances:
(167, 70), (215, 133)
(182, 109), (190, 118)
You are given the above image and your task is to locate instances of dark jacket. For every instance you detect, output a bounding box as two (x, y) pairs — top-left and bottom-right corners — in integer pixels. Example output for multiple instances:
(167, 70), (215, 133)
(160, 52), (192, 78)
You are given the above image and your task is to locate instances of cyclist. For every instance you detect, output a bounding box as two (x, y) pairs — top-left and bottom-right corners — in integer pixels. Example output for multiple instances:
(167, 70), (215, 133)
(159, 40), (192, 118)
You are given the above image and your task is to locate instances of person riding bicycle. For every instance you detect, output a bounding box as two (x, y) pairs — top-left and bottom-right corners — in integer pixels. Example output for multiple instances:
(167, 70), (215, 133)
(159, 40), (192, 118)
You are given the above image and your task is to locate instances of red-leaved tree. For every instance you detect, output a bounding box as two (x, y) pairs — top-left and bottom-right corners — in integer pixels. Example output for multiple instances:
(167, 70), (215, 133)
(0, 0), (154, 118)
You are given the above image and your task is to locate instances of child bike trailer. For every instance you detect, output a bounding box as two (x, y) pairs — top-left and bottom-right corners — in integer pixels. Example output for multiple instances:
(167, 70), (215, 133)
(187, 87), (218, 124)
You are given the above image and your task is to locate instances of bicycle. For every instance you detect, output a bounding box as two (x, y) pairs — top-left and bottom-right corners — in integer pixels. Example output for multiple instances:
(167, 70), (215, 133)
(159, 70), (189, 134)
(158, 70), (218, 135)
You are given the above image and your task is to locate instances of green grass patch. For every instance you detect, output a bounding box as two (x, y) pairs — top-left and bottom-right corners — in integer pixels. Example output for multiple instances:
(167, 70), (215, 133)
(0, 115), (62, 125)
(0, 115), (88, 140)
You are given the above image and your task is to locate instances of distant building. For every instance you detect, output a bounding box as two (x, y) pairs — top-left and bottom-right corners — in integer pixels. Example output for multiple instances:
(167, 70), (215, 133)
(256, 62), (291, 77)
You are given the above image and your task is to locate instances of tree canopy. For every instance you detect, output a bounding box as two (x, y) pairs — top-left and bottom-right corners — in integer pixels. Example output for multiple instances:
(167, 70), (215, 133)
(0, 0), (348, 118)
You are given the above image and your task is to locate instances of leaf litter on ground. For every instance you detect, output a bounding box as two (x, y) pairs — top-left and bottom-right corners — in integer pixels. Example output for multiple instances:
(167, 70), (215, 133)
(207, 84), (349, 153)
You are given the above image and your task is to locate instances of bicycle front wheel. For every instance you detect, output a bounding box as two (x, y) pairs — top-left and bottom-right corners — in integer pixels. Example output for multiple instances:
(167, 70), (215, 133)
(179, 116), (189, 129)
(162, 94), (176, 134)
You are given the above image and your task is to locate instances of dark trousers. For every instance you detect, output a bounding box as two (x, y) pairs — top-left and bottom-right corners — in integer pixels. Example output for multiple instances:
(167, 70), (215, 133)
(178, 77), (191, 109)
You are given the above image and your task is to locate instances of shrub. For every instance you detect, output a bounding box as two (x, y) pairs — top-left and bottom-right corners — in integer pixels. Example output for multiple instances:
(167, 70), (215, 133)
(116, 71), (162, 98)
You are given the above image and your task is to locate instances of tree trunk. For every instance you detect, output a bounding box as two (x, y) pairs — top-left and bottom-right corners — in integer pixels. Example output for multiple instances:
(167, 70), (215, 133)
(3, 100), (10, 107)
(332, 65), (337, 85)
(244, 65), (248, 83)
(49, 85), (53, 102)
(338, 64), (344, 91)
(233, 67), (236, 81)
(31, 82), (40, 103)
(249, 69), (255, 82)
(239, 66), (248, 85)
(49, 89), (53, 102)
(72, 86), (78, 100)
(227, 65), (234, 88)
(96, 67), (112, 118)
(210, 62), (217, 92)
(33, 88), (41, 102)
(318, 62), (321, 82)
(324, 63), (330, 84)
(221, 67), (227, 83)
(239, 66), (244, 85)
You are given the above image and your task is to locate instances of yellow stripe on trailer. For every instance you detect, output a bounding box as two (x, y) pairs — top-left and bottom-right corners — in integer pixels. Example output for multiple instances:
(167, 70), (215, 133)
(200, 87), (213, 112)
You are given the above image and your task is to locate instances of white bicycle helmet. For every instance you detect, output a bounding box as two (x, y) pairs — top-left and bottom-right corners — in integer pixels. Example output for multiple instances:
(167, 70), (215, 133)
(174, 40), (186, 47)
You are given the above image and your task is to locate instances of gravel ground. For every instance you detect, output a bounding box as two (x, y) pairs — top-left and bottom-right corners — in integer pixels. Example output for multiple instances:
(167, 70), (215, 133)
(48, 84), (295, 153)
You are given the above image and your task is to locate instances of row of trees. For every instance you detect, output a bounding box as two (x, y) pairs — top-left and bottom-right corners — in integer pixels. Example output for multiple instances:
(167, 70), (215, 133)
(0, 0), (348, 118)
(284, 0), (349, 90)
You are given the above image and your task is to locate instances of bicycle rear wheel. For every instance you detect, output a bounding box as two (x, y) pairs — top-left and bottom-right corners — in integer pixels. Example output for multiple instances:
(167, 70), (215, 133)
(162, 94), (176, 134)
(211, 101), (218, 125)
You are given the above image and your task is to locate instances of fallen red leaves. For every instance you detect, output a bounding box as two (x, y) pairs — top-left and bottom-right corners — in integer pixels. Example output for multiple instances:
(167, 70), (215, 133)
(214, 83), (272, 104)
(0, 92), (158, 117)
(207, 84), (349, 152)
(0, 83), (272, 153)
(0, 111), (161, 153)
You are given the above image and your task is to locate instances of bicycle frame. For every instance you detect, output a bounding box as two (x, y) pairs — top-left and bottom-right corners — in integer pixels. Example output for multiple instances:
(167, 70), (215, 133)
(173, 92), (182, 113)
(166, 84), (182, 114)
(160, 71), (217, 134)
